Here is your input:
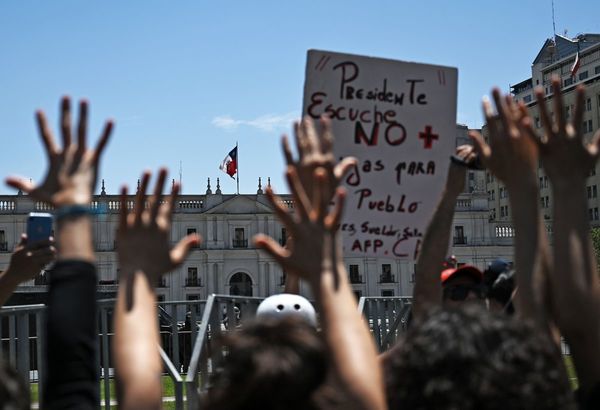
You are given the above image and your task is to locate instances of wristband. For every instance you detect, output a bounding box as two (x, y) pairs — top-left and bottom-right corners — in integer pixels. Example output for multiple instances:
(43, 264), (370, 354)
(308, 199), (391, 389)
(55, 205), (93, 222)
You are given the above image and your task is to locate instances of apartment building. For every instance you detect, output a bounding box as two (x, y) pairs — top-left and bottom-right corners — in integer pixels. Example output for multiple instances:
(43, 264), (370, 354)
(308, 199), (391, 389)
(486, 33), (600, 228)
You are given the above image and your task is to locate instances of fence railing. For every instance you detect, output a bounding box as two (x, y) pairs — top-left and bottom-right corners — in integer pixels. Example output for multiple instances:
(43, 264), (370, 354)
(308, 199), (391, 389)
(179, 295), (414, 407)
(185, 295), (264, 409)
(99, 299), (208, 409)
(357, 297), (412, 352)
(6, 295), (572, 409)
(378, 273), (397, 283)
(0, 295), (413, 408)
(0, 304), (45, 406)
(0, 299), (207, 409)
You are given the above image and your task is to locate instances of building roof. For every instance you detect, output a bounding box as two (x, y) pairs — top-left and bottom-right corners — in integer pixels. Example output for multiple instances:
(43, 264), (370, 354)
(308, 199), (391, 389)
(532, 33), (600, 67)
(510, 78), (533, 95)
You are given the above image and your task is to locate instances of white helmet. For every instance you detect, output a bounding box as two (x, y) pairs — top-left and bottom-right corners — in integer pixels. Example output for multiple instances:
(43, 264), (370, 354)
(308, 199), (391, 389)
(256, 293), (317, 327)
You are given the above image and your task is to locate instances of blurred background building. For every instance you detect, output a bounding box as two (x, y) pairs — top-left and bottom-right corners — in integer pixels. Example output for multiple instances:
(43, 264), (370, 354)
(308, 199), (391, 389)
(488, 33), (600, 227)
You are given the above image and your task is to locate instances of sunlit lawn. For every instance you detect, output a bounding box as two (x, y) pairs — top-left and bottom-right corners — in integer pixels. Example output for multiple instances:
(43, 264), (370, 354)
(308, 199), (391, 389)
(564, 355), (579, 390)
(30, 375), (182, 406)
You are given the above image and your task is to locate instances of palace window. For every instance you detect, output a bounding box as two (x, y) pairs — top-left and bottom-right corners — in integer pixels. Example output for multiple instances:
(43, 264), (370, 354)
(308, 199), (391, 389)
(233, 228), (248, 248)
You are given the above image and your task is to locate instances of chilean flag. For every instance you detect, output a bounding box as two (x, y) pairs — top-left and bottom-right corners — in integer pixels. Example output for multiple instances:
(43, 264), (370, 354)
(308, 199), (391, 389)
(219, 146), (237, 179)
(570, 51), (581, 77)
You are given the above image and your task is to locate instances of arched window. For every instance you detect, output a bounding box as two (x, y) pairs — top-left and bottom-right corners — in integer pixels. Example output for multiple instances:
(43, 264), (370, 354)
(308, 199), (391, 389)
(229, 272), (253, 296)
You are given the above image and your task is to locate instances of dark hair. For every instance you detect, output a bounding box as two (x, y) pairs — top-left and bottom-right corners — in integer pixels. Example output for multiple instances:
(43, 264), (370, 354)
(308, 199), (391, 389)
(203, 316), (328, 410)
(487, 270), (516, 314)
(384, 305), (574, 410)
(0, 359), (29, 410)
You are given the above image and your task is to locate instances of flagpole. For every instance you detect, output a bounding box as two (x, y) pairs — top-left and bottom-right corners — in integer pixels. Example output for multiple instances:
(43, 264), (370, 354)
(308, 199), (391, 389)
(236, 141), (239, 195)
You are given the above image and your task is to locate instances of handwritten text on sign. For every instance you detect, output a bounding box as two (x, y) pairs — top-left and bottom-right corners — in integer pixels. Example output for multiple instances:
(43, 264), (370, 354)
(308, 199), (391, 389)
(302, 50), (457, 259)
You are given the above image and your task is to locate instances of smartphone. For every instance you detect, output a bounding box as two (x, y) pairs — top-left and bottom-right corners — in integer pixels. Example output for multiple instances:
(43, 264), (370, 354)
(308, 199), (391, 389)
(27, 213), (53, 245)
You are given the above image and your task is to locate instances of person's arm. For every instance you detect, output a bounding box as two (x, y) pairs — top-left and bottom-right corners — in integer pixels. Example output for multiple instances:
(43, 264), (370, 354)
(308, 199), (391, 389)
(283, 274), (300, 294)
(6, 97), (113, 408)
(0, 234), (55, 306)
(114, 169), (200, 410)
(469, 89), (548, 324)
(411, 146), (468, 322)
(255, 167), (385, 410)
(45, 237), (97, 408)
(282, 237), (300, 294)
(522, 79), (600, 395)
(114, 270), (161, 410)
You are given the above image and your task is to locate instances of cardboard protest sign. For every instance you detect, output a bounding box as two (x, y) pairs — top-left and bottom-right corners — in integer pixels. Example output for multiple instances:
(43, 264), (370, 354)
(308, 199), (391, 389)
(302, 50), (457, 259)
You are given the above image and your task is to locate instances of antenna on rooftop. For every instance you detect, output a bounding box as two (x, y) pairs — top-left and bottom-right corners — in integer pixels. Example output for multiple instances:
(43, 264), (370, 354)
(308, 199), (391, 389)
(551, 0), (557, 38)
(179, 160), (182, 192)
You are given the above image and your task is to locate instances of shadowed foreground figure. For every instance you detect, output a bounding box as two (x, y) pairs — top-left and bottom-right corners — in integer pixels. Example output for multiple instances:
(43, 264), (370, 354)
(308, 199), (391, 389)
(384, 305), (574, 410)
(204, 317), (328, 410)
(0, 359), (28, 410)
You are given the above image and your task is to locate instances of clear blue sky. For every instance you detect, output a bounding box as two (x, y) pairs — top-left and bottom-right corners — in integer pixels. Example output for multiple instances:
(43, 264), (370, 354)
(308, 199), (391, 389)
(1, 1), (599, 195)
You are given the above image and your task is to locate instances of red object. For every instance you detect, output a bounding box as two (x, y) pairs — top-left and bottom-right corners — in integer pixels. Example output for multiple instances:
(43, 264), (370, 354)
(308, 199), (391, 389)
(570, 51), (581, 77)
(440, 265), (483, 284)
(418, 125), (439, 149)
(219, 146), (238, 179)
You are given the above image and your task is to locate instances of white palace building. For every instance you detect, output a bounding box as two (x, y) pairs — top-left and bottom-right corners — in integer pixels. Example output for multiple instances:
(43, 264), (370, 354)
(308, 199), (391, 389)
(0, 125), (517, 305)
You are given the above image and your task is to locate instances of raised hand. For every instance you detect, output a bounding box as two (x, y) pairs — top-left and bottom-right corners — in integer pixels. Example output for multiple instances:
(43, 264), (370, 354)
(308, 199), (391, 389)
(6, 97), (113, 207)
(469, 87), (547, 324)
(522, 78), (600, 184)
(5, 234), (56, 282)
(469, 89), (538, 187)
(446, 145), (472, 195)
(256, 166), (386, 410)
(282, 116), (356, 202)
(518, 78), (600, 395)
(455, 144), (478, 164)
(254, 166), (346, 286)
(411, 145), (471, 322)
(116, 169), (201, 283)
(0, 234), (56, 306)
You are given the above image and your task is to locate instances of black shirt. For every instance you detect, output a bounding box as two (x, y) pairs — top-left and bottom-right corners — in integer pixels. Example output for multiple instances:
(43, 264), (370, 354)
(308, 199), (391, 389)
(44, 260), (98, 409)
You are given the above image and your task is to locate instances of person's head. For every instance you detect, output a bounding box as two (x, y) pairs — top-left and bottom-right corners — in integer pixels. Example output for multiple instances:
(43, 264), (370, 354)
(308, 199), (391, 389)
(204, 316), (327, 410)
(483, 259), (516, 314)
(0, 359), (29, 410)
(441, 265), (484, 307)
(443, 255), (458, 269)
(384, 305), (574, 410)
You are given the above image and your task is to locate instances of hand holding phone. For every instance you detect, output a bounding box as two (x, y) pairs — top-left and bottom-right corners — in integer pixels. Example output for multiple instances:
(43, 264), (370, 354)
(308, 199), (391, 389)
(27, 213), (53, 246)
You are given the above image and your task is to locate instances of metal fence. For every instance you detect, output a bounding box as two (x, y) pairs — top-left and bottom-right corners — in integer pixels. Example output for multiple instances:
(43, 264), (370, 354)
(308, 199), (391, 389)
(0, 304), (45, 402)
(97, 299), (208, 409)
(0, 295), (412, 409)
(357, 297), (413, 352)
(184, 295), (264, 409)
(0, 299), (207, 409)
(178, 295), (413, 408)
(4, 295), (572, 410)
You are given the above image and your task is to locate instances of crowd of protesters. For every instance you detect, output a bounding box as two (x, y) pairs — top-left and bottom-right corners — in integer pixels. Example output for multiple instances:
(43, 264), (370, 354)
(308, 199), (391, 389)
(0, 76), (599, 409)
